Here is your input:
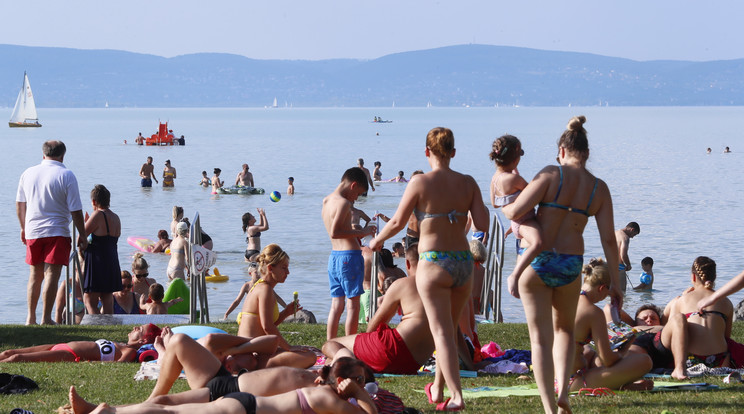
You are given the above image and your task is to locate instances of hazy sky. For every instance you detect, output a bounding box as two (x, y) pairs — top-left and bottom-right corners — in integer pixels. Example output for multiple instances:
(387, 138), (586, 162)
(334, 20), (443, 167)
(4, 1), (743, 61)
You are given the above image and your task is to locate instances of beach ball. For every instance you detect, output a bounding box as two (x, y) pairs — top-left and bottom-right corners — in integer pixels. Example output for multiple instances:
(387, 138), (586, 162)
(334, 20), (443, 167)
(270, 191), (281, 202)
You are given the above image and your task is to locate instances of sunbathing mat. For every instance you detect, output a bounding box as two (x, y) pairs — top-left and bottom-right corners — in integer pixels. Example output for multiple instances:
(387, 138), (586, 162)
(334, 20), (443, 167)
(377, 370), (477, 378)
(414, 382), (718, 399)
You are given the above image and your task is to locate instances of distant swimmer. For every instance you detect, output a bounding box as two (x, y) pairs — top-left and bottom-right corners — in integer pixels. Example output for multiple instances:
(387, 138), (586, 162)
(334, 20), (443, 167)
(386, 170), (408, 182)
(135, 133), (144, 146)
(373, 161), (382, 181)
(211, 168), (223, 194)
(139, 156), (158, 187)
(706, 147), (712, 154)
(287, 176), (295, 195)
(235, 163), (254, 187)
(163, 159), (176, 187)
(724, 146), (731, 153)
(199, 171), (210, 187)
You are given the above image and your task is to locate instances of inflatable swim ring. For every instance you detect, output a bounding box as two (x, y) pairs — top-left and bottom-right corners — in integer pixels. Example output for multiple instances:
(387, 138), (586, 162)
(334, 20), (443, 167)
(163, 278), (190, 314)
(127, 236), (171, 255)
(171, 325), (227, 340)
(206, 267), (229, 282)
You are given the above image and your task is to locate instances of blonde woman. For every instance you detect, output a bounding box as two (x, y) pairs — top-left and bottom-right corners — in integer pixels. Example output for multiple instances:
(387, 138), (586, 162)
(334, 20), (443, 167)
(170, 206), (184, 239)
(369, 127), (489, 411)
(237, 244), (315, 368)
(502, 116), (620, 414)
(572, 258), (652, 391)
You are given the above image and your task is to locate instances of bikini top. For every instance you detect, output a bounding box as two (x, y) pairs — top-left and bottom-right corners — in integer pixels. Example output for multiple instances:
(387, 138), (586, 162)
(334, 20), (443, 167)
(685, 310), (728, 323)
(246, 232), (261, 242)
(492, 172), (521, 207)
(245, 279), (280, 323)
(538, 165), (598, 217)
(413, 208), (467, 224)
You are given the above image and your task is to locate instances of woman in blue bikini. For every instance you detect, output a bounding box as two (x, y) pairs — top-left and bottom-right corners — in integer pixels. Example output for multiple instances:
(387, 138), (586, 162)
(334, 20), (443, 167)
(370, 127), (489, 411)
(502, 116), (621, 414)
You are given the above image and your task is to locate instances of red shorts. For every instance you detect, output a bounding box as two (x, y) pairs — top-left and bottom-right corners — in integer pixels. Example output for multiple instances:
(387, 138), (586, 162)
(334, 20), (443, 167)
(25, 237), (72, 266)
(354, 324), (421, 375)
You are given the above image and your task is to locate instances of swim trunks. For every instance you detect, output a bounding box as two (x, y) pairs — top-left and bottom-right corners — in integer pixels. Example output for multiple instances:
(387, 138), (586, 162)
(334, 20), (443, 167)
(327, 250), (364, 298)
(296, 388), (319, 414)
(206, 366), (240, 401)
(141, 178), (152, 187)
(353, 324), (422, 374)
(223, 392), (257, 414)
(25, 236), (71, 266)
(633, 330), (674, 369)
(530, 251), (583, 288)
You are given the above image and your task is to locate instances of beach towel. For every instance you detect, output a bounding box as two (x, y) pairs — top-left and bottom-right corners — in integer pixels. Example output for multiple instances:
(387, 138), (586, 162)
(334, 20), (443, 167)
(134, 361), (187, 381)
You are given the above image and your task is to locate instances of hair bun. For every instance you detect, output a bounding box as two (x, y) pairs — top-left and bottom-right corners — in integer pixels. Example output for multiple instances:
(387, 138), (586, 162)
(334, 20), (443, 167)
(567, 116), (587, 131)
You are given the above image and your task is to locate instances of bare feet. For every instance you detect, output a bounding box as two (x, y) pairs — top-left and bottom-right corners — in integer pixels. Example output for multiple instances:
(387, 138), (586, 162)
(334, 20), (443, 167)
(69, 385), (98, 414)
(90, 403), (114, 414)
(41, 318), (57, 325)
(671, 367), (689, 381)
(620, 379), (655, 391)
(557, 395), (573, 414)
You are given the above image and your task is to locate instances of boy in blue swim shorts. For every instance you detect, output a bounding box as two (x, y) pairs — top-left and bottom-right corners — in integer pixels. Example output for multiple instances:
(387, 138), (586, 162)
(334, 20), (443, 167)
(322, 167), (376, 340)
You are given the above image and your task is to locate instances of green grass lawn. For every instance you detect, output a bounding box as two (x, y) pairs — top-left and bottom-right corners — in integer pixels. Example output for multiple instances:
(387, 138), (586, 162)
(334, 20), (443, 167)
(1, 322), (744, 413)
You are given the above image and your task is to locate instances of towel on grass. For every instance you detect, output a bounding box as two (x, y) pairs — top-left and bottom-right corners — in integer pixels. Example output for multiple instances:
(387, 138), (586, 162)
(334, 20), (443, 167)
(134, 361), (186, 381)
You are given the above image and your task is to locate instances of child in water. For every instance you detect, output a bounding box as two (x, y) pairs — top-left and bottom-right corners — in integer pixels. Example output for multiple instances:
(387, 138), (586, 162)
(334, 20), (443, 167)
(287, 176), (295, 195)
(139, 283), (183, 314)
(490, 134), (542, 298)
(199, 171), (210, 187)
(633, 256), (654, 291)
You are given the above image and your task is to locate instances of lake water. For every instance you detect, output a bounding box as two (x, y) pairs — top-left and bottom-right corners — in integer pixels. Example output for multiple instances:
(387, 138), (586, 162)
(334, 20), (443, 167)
(2, 106), (743, 325)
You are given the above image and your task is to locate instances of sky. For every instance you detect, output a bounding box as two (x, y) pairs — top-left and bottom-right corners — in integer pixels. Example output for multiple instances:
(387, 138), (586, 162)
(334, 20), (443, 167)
(3, 0), (744, 62)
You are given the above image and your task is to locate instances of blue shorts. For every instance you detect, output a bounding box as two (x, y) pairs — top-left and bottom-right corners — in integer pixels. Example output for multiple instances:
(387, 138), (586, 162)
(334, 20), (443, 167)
(328, 250), (364, 298)
(141, 178), (152, 187)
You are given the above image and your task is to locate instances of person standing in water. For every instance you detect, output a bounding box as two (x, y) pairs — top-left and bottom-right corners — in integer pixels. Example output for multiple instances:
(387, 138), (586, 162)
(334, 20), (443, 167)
(139, 156), (158, 187)
(236, 164), (254, 187)
(162, 160), (176, 187)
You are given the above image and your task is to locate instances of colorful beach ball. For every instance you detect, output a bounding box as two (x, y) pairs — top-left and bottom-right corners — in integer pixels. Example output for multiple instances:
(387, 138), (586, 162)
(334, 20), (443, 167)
(269, 191), (281, 202)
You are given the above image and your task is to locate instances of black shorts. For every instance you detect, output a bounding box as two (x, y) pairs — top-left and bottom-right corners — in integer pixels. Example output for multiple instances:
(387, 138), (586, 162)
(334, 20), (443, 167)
(206, 366), (240, 401)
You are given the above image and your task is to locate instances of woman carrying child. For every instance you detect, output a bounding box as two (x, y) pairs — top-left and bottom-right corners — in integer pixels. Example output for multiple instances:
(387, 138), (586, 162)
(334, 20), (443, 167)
(501, 116), (620, 414)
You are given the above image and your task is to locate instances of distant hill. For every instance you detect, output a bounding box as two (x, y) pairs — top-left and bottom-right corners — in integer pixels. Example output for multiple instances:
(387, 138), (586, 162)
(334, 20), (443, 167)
(2, 44), (743, 107)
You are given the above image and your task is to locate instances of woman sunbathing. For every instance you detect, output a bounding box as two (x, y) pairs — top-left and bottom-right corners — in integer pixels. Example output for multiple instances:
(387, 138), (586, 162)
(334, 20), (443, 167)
(142, 328), (318, 403)
(68, 357), (377, 414)
(571, 259), (653, 391)
(0, 324), (161, 363)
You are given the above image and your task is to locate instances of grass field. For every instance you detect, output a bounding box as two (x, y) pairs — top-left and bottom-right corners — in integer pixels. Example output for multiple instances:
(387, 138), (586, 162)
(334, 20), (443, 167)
(1, 322), (744, 413)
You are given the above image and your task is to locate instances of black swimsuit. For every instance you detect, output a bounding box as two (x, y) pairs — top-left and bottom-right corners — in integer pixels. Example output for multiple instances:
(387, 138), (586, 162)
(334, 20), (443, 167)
(223, 392), (257, 414)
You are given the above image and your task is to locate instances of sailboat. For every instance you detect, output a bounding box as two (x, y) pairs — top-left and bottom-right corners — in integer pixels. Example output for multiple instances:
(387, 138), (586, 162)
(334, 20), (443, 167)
(272, 97), (278, 108)
(9, 72), (41, 128)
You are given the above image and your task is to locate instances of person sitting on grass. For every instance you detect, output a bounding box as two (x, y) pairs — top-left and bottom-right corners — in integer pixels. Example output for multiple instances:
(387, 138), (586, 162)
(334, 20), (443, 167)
(0, 324), (161, 363)
(323, 243), (441, 375)
(571, 258), (653, 391)
(237, 244), (316, 368)
(151, 230), (171, 254)
(139, 283), (183, 315)
(68, 357), (377, 414)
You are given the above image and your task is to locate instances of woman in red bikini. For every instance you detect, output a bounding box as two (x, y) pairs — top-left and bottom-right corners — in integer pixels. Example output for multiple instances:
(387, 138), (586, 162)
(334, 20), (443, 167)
(0, 323), (160, 363)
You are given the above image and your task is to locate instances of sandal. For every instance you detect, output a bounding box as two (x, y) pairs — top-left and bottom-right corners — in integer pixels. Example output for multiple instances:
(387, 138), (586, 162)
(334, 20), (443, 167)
(435, 398), (465, 412)
(577, 387), (615, 397)
(424, 382), (437, 404)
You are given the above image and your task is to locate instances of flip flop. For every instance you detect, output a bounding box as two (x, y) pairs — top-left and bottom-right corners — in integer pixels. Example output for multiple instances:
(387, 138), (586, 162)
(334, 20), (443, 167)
(435, 398), (465, 412)
(424, 382), (437, 404)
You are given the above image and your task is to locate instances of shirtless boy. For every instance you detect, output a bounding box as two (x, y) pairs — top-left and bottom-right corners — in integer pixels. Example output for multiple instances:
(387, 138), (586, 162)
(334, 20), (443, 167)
(287, 177), (295, 195)
(616, 222), (640, 291)
(235, 164), (254, 187)
(139, 157), (158, 187)
(322, 167), (375, 340)
(139, 283), (183, 314)
(322, 243), (435, 374)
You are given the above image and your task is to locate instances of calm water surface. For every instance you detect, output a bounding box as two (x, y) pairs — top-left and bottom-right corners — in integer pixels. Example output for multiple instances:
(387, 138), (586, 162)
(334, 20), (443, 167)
(1, 107), (743, 324)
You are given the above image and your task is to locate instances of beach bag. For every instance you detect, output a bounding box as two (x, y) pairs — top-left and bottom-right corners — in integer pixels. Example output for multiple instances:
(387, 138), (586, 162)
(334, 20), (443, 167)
(372, 388), (405, 414)
(0, 373), (38, 394)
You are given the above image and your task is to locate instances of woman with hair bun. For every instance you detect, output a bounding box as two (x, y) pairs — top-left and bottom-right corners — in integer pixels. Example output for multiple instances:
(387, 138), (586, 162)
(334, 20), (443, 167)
(571, 258), (653, 391)
(663, 256), (733, 368)
(237, 244), (316, 368)
(502, 116), (620, 413)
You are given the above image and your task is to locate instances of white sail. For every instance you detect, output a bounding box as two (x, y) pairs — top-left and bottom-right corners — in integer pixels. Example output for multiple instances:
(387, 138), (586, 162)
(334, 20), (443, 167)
(272, 97), (278, 108)
(9, 73), (39, 125)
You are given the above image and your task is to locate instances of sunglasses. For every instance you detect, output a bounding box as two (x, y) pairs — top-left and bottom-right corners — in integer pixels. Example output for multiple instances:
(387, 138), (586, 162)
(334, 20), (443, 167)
(134, 272), (149, 278)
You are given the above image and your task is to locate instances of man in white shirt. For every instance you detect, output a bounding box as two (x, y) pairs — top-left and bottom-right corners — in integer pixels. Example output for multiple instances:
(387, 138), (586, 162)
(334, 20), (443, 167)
(16, 140), (87, 325)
